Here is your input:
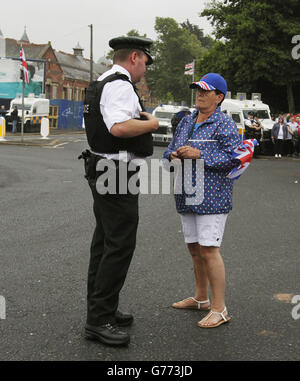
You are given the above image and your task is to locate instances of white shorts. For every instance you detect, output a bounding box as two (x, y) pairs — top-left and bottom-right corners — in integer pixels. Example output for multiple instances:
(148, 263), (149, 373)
(180, 213), (228, 247)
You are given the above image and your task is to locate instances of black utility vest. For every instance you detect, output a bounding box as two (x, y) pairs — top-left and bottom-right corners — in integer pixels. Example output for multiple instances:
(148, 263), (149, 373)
(83, 72), (153, 157)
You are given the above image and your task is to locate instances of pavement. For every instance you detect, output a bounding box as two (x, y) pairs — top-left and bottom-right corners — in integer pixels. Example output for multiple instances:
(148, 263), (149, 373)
(0, 130), (85, 147)
(0, 139), (299, 363)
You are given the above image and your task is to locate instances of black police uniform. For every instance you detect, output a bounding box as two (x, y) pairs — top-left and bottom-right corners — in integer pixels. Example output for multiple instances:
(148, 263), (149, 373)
(82, 36), (153, 345)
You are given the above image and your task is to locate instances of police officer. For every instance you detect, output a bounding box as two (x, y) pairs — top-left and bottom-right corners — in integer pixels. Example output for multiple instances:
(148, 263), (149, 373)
(83, 36), (158, 346)
(244, 112), (262, 156)
(244, 112), (257, 138)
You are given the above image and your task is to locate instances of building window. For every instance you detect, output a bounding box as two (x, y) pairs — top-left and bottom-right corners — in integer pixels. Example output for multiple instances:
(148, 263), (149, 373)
(63, 87), (68, 100)
(46, 84), (51, 99)
(68, 88), (73, 100)
(52, 85), (57, 99)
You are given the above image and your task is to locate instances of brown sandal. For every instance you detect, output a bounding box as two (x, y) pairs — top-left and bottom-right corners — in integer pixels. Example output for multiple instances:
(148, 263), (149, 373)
(172, 297), (210, 310)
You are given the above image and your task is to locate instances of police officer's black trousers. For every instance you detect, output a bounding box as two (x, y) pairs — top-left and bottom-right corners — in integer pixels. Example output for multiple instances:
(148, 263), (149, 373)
(86, 176), (139, 326)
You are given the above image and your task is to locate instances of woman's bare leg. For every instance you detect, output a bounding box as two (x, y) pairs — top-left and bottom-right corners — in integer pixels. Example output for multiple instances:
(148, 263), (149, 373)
(197, 246), (229, 326)
(172, 243), (210, 309)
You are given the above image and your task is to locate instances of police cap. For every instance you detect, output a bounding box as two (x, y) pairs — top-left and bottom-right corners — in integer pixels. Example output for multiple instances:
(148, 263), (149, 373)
(109, 36), (153, 65)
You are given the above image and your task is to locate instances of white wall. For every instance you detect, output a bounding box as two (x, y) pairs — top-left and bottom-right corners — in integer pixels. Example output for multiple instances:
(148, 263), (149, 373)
(0, 35), (6, 57)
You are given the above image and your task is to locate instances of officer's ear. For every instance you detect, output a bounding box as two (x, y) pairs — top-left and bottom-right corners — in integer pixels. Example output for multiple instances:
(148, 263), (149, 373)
(129, 50), (139, 65)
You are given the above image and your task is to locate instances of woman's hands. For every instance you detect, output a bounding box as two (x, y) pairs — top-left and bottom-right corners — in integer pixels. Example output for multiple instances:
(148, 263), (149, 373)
(170, 146), (201, 160)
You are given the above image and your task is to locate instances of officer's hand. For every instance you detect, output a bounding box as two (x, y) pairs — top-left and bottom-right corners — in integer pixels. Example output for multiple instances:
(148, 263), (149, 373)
(140, 112), (159, 131)
(140, 111), (153, 120)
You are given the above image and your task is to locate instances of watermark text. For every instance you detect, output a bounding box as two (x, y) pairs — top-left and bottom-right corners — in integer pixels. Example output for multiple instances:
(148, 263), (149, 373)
(291, 295), (300, 320)
(291, 35), (300, 60)
(95, 156), (205, 206)
(0, 295), (6, 320)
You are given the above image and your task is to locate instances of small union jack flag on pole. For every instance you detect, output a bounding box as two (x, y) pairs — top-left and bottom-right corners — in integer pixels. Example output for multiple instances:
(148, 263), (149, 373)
(184, 61), (194, 75)
(226, 139), (258, 180)
(185, 62), (194, 70)
(184, 69), (194, 75)
(19, 47), (29, 84)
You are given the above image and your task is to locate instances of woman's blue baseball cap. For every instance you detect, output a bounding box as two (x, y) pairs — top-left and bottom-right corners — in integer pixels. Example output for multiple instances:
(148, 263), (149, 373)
(190, 73), (227, 95)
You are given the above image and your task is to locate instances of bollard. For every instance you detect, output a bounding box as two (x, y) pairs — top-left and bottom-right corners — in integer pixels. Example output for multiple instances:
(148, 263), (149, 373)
(0, 116), (6, 141)
(40, 117), (49, 139)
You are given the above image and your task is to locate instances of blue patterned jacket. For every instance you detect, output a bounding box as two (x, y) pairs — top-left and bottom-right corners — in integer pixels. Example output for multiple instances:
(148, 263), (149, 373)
(163, 108), (241, 215)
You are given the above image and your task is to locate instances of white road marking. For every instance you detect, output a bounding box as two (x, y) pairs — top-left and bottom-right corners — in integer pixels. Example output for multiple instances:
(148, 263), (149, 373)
(53, 142), (69, 148)
(73, 139), (86, 143)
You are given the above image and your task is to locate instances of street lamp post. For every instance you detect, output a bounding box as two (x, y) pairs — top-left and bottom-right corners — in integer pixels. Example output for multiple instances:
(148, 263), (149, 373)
(89, 24), (93, 83)
(191, 59), (196, 108)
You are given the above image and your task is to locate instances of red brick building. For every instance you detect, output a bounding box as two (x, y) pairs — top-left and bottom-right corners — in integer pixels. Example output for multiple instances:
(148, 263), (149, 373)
(1, 28), (152, 128)
(5, 37), (107, 101)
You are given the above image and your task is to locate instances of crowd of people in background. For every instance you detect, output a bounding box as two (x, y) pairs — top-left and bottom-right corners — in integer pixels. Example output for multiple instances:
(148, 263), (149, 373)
(271, 113), (300, 158)
(244, 111), (300, 158)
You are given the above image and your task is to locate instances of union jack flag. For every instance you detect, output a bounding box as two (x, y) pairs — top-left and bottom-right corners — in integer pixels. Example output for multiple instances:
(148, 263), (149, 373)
(185, 62), (194, 70)
(19, 47), (29, 84)
(184, 62), (194, 75)
(184, 69), (194, 75)
(226, 139), (258, 180)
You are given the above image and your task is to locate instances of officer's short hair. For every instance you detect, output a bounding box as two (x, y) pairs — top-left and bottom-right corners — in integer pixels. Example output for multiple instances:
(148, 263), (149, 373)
(113, 49), (145, 64)
(109, 36), (153, 65)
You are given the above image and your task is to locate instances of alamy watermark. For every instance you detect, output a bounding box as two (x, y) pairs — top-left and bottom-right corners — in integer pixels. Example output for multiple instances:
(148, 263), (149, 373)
(291, 35), (300, 60)
(95, 156), (205, 206)
(291, 295), (300, 320)
(0, 295), (6, 320)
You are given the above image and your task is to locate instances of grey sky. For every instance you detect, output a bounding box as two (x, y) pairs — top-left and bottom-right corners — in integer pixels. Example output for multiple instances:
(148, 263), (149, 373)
(1, 0), (213, 61)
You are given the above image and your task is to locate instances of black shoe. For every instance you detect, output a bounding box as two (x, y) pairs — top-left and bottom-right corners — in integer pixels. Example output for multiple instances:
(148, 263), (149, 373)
(85, 323), (130, 346)
(115, 311), (134, 327)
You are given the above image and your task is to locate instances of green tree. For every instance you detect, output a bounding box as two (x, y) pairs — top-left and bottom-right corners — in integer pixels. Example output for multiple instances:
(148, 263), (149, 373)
(200, 0), (300, 112)
(126, 29), (146, 38)
(180, 19), (214, 50)
(147, 17), (205, 105)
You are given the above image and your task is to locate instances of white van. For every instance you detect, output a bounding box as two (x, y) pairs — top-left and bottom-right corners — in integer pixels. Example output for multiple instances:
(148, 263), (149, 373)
(152, 104), (189, 145)
(7, 93), (49, 132)
(220, 93), (273, 141)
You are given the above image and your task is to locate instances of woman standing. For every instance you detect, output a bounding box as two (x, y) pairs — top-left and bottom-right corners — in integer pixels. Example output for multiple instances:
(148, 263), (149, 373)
(163, 73), (242, 328)
(271, 116), (287, 158)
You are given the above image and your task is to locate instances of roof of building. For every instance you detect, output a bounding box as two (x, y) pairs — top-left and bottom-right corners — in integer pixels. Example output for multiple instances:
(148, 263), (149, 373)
(3, 36), (109, 83)
(97, 55), (112, 66)
(20, 27), (30, 43)
(74, 42), (83, 50)
(5, 38), (49, 60)
(55, 50), (108, 82)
